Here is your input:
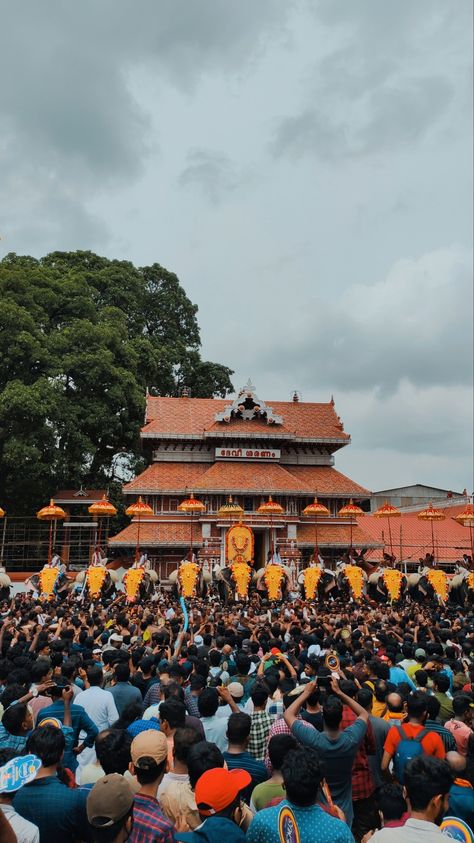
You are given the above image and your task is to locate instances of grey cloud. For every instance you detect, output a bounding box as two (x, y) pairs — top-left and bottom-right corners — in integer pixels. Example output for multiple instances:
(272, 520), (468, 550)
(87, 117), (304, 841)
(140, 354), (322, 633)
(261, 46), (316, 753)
(179, 148), (250, 203)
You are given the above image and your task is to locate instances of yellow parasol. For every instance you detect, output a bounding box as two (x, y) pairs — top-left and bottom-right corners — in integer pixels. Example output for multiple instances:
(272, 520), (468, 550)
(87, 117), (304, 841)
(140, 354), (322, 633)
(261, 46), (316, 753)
(178, 493), (206, 561)
(454, 502), (474, 557)
(338, 499), (364, 552)
(373, 502), (401, 557)
(303, 496), (330, 563)
(125, 496), (153, 562)
(217, 496), (244, 521)
(88, 495), (117, 550)
(37, 499), (67, 563)
(417, 502), (445, 559)
(257, 496), (284, 557)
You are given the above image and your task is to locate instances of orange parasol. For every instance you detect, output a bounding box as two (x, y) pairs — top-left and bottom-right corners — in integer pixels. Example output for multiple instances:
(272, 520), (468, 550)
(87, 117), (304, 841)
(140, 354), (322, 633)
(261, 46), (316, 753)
(37, 499), (67, 563)
(88, 495), (117, 550)
(0, 506), (5, 564)
(125, 496), (153, 562)
(0, 507), (5, 519)
(417, 502), (445, 559)
(303, 496), (330, 562)
(338, 499), (364, 552)
(257, 496), (284, 557)
(217, 495), (244, 520)
(373, 502), (401, 557)
(454, 502), (474, 557)
(178, 493), (206, 560)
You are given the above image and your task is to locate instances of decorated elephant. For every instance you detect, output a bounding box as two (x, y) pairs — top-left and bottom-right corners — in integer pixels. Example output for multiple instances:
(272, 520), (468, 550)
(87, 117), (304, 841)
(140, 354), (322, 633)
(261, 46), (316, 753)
(75, 566), (118, 600)
(169, 559), (211, 598)
(367, 568), (407, 603)
(254, 563), (292, 601)
(0, 568), (12, 602)
(406, 558), (448, 603)
(297, 562), (337, 600)
(214, 562), (252, 603)
(25, 561), (71, 600)
(449, 564), (474, 606)
(334, 560), (367, 601)
(122, 567), (158, 602)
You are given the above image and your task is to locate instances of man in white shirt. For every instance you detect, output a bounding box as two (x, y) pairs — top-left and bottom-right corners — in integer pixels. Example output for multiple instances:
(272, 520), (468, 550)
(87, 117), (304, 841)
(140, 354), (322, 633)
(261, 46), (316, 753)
(368, 756), (453, 842)
(74, 665), (119, 774)
(197, 688), (228, 753)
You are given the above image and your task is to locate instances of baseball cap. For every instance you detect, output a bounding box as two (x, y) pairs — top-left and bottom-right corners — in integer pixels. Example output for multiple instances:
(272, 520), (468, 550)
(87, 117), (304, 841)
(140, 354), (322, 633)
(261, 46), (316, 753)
(270, 647), (281, 656)
(195, 768), (251, 816)
(92, 648), (102, 655)
(227, 682), (244, 699)
(415, 648), (426, 660)
(452, 695), (474, 716)
(131, 730), (168, 768)
(87, 774), (134, 828)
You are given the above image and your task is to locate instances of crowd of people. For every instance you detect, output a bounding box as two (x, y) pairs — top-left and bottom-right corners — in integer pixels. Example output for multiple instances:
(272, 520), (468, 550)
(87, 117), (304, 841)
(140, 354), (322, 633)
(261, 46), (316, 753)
(0, 584), (473, 843)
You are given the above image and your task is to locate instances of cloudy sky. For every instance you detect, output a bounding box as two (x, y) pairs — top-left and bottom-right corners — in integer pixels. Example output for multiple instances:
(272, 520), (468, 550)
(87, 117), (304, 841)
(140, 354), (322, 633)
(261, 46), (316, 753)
(1, 0), (472, 493)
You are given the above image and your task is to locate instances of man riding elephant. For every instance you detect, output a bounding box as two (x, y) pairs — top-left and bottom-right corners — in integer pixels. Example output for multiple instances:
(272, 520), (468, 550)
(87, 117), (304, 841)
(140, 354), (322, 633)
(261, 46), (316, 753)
(25, 551), (71, 600)
(0, 566), (12, 601)
(169, 551), (211, 599)
(365, 553), (407, 603)
(334, 551), (367, 601)
(449, 556), (474, 606)
(75, 547), (117, 601)
(122, 553), (158, 602)
(407, 553), (438, 601)
(253, 550), (292, 601)
(297, 555), (337, 600)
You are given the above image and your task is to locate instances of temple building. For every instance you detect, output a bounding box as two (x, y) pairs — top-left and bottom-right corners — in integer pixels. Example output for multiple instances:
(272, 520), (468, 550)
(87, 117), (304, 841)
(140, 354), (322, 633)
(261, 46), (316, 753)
(109, 381), (383, 578)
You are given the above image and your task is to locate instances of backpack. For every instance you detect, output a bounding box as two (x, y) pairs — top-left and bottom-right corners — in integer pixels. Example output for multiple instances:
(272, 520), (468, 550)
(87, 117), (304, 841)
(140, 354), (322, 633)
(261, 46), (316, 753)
(393, 725), (428, 784)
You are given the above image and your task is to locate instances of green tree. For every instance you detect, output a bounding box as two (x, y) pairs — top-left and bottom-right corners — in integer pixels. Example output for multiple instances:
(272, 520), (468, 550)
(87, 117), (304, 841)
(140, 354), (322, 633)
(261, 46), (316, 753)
(0, 251), (233, 513)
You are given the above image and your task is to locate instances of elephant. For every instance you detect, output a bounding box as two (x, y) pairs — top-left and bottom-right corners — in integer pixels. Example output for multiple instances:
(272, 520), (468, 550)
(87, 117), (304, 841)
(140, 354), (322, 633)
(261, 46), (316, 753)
(407, 567), (437, 602)
(169, 563), (211, 598)
(122, 568), (158, 602)
(25, 567), (72, 601)
(334, 561), (367, 601)
(367, 569), (407, 603)
(214, 565), (235, 604)
(297, 564), (337, 600)
(449, 566), (474, 606)
(253, 564), (293, 601)
(75, 566), (118, 600)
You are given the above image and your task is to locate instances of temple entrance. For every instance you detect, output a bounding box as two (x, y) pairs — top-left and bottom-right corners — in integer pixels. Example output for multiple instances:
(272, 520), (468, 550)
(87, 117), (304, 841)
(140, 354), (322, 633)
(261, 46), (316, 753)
(253, 530), (267, 569)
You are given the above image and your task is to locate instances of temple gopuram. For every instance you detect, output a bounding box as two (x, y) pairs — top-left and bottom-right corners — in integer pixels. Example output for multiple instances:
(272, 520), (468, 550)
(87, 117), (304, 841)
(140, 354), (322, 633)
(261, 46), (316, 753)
(109, 381), (382, 578)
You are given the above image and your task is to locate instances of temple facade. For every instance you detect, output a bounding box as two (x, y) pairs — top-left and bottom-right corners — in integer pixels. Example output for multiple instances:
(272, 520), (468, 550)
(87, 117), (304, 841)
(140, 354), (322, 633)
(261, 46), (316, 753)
(109, 381), (381, 577)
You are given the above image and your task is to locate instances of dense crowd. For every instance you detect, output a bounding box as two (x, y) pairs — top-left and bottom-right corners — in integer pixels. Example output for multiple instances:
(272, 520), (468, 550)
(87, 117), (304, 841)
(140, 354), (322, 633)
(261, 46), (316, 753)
(0, 587), (473, 843)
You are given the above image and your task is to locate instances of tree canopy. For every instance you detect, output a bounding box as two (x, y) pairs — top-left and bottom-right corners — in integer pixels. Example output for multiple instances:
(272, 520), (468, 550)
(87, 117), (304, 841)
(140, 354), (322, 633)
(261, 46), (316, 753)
(0, 251), (233, 513)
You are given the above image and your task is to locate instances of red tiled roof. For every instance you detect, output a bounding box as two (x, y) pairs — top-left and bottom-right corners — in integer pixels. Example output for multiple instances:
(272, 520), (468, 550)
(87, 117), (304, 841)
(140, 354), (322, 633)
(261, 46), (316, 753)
(361, 510), (471, 562)
(286, 466), (370, 497)
(194, 462), (310, 494)
(109, 522), (198, 547)
(124, 463), (208, 493)
(143, 396), (349, 442)
(297, 524), (382, 548)
(124, 461), (369, 497)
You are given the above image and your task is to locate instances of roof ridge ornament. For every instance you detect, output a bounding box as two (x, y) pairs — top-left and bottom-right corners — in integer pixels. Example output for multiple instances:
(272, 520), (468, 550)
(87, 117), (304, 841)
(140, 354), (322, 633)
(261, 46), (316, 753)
(214, 380), (283, 426)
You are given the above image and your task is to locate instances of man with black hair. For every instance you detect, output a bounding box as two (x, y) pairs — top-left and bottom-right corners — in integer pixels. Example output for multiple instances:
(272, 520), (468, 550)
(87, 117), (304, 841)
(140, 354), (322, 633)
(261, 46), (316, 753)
(247, 747), (353, 842)
(186, 741), (225, 791)
(284, 678), (368, 826)
(79, 728), (138, 788)
(110, 662), (142, 715)
(87, 773), (134, 843)
(39, 683), (98, 770)
(300, 683), (323, 731)
(158, 727), (202, 829)
(75, 665), (119, 771)
(248, 685), (272, 760)
(0, 701), (33, 752)
(376, 782), (409, 828)
(356, 687), (389, 789)
(424, 695), (457, 752)
(197, 688), (228, 752)
(159, 697), (187, 768)
(13, 725), (91, 842)
(445, 694), (474, 755)
(432, 673), (453, 723)
(223, 712), (267, 802)
(250, 734), (297, 812)
(382, 691), (445, 781)
(129, 730), (175, 842)
(369, 756), (453, 841)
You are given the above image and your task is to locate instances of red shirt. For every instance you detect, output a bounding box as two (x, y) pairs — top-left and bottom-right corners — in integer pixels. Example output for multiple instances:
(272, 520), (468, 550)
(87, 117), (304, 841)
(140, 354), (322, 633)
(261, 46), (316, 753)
(384, 722), (446, 759)
(341, 706), (376, 800)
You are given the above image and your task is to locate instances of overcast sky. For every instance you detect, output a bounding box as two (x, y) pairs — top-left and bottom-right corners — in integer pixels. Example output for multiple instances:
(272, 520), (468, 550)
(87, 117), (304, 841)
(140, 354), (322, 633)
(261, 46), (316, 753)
(1, 0), (472, 493)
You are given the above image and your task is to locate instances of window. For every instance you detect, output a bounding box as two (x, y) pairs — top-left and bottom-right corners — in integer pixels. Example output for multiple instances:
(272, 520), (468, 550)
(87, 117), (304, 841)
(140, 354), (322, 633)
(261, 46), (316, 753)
(169, 498), (179, 512)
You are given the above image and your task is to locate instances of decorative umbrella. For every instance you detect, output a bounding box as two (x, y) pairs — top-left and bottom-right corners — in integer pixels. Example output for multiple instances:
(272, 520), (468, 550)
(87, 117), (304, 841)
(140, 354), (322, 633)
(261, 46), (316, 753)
(125, 496), (153, 562)
(454, 502), (474, 558)
(417, 502), (445, 559)
(373, 502), (401, 557)
(217, 496), (244, 521)
(303, 497), (330, 563)
(178, 493), (206, 561)
(88, 495), (117, 550)
(37, 499), (67, 563)
(338, 499), (364, 553)
(257, 496), (284, 558)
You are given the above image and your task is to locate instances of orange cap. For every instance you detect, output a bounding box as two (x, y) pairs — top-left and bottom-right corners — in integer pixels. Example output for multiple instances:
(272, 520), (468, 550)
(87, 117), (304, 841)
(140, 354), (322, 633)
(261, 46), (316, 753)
(195, 768), (251, 815)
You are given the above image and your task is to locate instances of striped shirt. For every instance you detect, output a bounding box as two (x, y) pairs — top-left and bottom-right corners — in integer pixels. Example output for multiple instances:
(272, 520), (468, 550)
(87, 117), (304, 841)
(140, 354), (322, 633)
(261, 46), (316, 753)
(425, 719), (456, 753)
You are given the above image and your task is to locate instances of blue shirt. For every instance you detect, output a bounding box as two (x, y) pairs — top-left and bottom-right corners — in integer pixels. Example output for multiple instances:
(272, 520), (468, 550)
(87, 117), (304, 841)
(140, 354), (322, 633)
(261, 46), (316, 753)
(109, 681), (143, 716)
(389, 666), (416, 690)
(223, 751), (268, 803)
(13, 774), (91, 843)
(246, 800), (354, 843)
(38, 701), (97, 771)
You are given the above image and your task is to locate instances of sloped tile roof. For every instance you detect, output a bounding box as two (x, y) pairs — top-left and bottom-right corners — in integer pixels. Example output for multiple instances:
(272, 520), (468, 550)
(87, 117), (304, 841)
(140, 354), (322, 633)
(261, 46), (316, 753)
(297, 524), (382, 548)
(286, 466), (370, 497)
(109, 522), (197, 547)
(124, 463), (208, 493)
(194, 461), (310, 494)
(143, 396), (349, 442)
(361, 507), (471, 562)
